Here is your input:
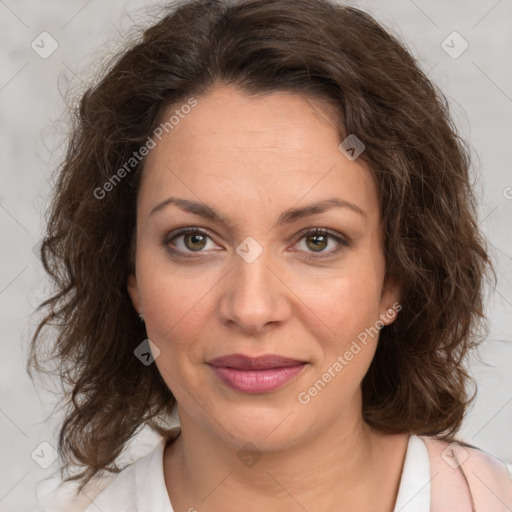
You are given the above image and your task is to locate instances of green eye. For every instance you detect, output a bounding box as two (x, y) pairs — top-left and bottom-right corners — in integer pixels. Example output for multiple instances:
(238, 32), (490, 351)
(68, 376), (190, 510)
(164, 227), (217, 256)
(163, 226), (350, 260)
(305, 232), (329, 252)
(294, 228), (349, 257)
(182, 232), (208, 251)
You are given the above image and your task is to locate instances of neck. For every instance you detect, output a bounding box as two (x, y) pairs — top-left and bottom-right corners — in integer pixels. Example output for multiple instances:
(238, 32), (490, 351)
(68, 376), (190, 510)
(164, 397), (407, 511)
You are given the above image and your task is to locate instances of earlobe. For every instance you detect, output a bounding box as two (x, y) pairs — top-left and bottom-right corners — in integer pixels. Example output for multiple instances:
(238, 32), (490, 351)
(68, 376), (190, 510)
(380, 272), (401, 326)
(380, 303), (402, 326)
(127, 273), (141, 313)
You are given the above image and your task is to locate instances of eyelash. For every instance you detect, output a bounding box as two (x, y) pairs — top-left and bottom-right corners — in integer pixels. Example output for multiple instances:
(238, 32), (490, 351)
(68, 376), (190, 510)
(162, 227), (350, 260)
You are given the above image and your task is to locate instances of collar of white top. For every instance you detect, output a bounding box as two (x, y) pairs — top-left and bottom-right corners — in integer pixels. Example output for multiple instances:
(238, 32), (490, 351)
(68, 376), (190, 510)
(134, 437), (175, 512)
(393, 435), (430, 512)
(134, 432), (429, 512)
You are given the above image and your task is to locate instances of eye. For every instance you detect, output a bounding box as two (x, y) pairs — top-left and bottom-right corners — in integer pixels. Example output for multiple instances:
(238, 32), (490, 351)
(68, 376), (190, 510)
(162, 226), (350, 260)
(292, 228), (349, 257)
(163, 227), (219, 257)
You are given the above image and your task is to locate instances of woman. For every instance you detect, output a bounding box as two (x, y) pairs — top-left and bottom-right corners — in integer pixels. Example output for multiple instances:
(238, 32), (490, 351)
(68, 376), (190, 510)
(31, 0), (512, 510)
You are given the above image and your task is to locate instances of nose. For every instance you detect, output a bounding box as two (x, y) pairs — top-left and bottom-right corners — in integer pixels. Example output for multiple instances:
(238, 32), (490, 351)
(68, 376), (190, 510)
(217, 244), (292, 335)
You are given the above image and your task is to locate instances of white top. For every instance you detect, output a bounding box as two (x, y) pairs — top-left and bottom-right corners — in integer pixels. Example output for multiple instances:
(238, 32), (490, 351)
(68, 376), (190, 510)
(38, 434), (432, 512)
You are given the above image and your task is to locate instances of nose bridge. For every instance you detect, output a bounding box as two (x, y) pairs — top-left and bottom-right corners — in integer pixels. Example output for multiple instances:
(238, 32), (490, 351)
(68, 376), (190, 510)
(219, 236), (290, 332)
(235, 243), (272, 296)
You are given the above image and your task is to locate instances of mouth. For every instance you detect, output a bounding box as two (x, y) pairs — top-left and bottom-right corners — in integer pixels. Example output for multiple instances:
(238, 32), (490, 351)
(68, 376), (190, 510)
(206, 353), (308, 394)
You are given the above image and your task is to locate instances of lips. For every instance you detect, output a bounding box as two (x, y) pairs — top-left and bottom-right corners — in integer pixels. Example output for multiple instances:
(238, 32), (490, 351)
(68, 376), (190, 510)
(207, 353), (306, 370)
(206, 353), (308, 393)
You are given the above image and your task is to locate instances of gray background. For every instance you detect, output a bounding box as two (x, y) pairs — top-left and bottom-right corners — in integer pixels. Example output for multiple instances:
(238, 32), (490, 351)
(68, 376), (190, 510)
(1, 0), (511, 510)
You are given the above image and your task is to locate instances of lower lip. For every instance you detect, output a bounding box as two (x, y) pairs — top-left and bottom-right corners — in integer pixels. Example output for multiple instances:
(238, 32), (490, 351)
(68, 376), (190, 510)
(208, 364), (307, 393)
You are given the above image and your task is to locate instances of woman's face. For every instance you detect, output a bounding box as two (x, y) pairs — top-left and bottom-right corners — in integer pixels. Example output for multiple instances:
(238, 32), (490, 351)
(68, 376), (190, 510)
(128, 85), (399, 449)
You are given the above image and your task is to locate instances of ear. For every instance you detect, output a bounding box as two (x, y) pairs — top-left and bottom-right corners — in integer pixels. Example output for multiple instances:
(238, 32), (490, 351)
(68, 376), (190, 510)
(379, 272), (401, 326)
(127, 273), (142, 314)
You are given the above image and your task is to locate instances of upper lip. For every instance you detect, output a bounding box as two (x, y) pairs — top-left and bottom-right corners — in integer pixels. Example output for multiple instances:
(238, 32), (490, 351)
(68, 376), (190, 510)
(207, 354), (307, 370)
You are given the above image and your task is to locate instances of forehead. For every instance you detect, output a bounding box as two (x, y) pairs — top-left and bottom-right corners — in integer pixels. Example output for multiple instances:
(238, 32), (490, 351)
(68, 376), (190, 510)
(138, 86), (378, 225)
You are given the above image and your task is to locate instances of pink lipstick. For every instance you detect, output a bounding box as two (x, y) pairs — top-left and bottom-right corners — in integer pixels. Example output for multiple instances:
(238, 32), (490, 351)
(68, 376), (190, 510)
(207, 354), (307, 393)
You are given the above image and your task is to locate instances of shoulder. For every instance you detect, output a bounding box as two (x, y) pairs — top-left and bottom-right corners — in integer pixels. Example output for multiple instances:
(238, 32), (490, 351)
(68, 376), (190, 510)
(37, 461), (141, 512)
(36, 471), (118, 512)
(420, 435), (512, 479)
(84, 435), (175, 512)
(419, 435), (512, 511)
(37, 436), (174, 512)
(82, 460), (140, 512)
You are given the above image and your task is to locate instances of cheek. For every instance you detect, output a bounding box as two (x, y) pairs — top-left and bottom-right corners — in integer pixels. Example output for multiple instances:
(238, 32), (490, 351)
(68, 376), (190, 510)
(142, 282), (210, 352)
(137, 243), (208, 325)
(296, 276), (383, 405)
(336, 276), (382, 330)
(139, 272), (210, 397)
(135, 252), (220, 374)
(295, 264), (384, 346)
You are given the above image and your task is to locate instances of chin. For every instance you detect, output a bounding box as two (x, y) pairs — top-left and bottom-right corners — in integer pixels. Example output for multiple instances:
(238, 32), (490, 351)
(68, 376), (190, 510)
(209, 403), (311, 451)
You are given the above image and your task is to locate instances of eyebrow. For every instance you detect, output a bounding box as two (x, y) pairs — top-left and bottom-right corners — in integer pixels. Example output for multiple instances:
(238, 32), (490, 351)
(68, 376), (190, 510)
(149, 196), (366, 227)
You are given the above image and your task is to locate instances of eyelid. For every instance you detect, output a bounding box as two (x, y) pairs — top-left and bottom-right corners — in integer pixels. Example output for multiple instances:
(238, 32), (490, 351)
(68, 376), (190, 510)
(168, 226), (217, 240)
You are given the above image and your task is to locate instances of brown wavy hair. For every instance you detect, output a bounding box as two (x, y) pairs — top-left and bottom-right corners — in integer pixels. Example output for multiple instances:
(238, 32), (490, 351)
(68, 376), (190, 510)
(28, 0), (492, 491)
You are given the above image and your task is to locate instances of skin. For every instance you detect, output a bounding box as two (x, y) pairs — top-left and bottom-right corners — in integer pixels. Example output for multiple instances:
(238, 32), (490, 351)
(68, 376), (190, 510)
(128, 84), (407, 512)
